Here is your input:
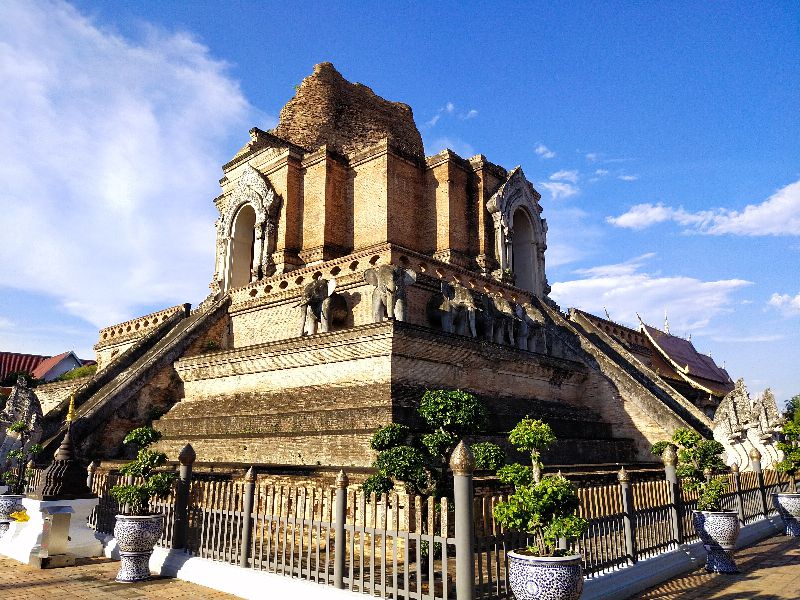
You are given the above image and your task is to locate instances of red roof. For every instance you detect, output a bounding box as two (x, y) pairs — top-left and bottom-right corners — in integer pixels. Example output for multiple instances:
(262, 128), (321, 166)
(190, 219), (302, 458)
(0, 352), (47, 382)
(31, 351), (75, 380)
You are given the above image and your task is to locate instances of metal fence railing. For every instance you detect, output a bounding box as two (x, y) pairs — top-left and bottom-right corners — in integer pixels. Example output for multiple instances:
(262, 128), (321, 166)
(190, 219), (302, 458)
(75, 448), (795, 600)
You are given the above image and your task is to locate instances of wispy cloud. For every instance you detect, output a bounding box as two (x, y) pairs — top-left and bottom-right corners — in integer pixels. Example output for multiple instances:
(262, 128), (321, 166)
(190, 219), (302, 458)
(594, 169), (609, 176)
(585, 152), (630, 164)
(539, 181), (579, 201)
(606, 180), (800, 235)
(709, 333), (786, 343)
(768, 292), (800, 316)
(426, 101), (477, 127)
(549, 170), (579, 183)
(535, 144), (556, 159)
(0, 0), (254, 328)
(550, 254), (751, 332)
(618, 174), (639, 181)
(0, 317), (13, 330)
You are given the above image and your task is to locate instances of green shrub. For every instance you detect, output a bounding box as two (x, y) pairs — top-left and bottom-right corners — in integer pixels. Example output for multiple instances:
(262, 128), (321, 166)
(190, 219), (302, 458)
(492, 418), (586, 556)
(110, 426), (175, 515)
(370, 424), (410, 451)
(0, 421), (43, 493)
(54, 364), (97, 381)
(471, 442), (505, 470)
(361, 473), (394, 497)
(651, 428), (728, 511)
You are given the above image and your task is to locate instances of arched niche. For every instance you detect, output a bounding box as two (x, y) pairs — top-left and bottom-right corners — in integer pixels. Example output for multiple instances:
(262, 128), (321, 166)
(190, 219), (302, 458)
(228, 204), (257, 290)
(512, 208), (536, 293)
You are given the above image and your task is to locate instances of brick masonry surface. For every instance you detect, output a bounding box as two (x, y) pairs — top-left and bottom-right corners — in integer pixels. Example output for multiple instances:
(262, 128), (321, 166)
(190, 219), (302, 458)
(0, 556), (235, 599)
(634, 534), (800, 599)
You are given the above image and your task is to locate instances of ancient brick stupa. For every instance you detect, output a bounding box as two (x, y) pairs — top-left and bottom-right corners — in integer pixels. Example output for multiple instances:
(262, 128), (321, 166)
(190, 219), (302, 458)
(37, 63), (782, 479)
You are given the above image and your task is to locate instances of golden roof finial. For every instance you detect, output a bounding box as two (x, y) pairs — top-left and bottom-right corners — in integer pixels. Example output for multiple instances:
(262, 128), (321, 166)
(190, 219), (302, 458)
(66, 394), (76, 424)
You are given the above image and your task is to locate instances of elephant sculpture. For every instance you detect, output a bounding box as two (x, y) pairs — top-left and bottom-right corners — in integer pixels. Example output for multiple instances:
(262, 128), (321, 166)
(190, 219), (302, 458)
(364, 265), (417, 323)
(513, 302), (546, 351)
(296, 278), (348, 336)
(477, 293), (517, 345)
(428, 281), (478, 337)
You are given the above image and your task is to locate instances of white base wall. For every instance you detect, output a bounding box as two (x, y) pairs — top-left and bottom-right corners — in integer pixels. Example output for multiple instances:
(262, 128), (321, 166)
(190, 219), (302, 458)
(0, 498), (104, 565)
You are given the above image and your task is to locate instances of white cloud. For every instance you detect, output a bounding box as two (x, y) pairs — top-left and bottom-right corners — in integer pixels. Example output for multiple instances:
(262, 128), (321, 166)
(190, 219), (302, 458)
(550, 254), (751, 331)
(618, 174), (639, 181)
(549, 170), (579, 183)
(539, 181), (579, 200)
(710, 334), (786, 343)
(607, 180), (800, 236)
(428, 137), (475, 159)
(544, 207), (602, 267)
(0, 0), (254, 328)
(768, 292), (800, 316)
(426, 114), (441, 127)
(535, 144), (556, 159)
(0, 317), (13, 330)
(445, 102), (455, 113)
(594, 169), (609, 176)
(585, 152), (599, 162)
(464, 109), (478, 119)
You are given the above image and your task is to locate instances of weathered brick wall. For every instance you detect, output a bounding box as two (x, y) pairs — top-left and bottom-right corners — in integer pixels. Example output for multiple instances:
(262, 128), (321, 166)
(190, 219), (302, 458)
(34, 376), (91, 416)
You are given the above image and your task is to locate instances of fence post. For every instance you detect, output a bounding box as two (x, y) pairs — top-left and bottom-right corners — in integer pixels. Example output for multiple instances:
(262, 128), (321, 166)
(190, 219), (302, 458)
(86, 460), (99, 491)
(451, 440), (475, 600)
(239, 467), (256, 568)
(663, 445), (684, 544)
(618, 467), (637, 564)
(171, 443), (195, 550)
(333, 470), (349, 590)
(730, 463), (745, 526)
(750, 448), (768, 518)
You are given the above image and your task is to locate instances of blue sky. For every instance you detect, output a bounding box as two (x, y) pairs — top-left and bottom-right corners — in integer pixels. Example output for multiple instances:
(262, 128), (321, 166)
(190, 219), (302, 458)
(1, 1), (798, 406)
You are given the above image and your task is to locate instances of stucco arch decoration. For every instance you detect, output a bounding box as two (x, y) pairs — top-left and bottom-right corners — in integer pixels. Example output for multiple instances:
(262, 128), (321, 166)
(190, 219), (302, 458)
(212, 165), (283, 293)
(486, 166), (550, 297)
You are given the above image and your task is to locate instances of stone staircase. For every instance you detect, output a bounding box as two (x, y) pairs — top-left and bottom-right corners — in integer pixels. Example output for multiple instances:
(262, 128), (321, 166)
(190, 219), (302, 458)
(41, 295), (230, 458)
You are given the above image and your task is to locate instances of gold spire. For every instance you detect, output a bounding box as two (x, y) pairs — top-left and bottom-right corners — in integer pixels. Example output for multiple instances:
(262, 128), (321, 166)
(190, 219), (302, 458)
(66, 395), (76, 424)
(664, 310), (670, 334)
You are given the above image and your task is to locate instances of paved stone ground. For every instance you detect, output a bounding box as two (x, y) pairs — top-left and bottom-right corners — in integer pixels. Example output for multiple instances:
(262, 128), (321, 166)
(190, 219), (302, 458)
(0, 556), (237, 599)
(634, 534), (800, 599)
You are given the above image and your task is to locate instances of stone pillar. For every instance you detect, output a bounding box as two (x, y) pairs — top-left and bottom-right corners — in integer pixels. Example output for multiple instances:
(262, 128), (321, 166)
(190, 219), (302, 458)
(86, 461), (99, 492)
(663, 445), (684, 544)
(750, 448), (768, 519)
(239, 467), (256, 568)
(618, 467), (637, 564)
(730, 463), (745, 526)
(171, 444), (195, 550)
(451, 440), (475, 600)
(333, 470), (348, 590)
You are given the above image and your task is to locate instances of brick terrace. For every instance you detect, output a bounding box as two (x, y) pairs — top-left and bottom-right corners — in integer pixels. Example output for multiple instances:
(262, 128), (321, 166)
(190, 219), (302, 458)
(634, 534), (800, 599)
(0, 556), (235, 600)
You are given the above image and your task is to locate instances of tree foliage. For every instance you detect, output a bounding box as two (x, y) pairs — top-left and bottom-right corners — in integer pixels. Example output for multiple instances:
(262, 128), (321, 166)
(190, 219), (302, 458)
(363, 389), (502, 496)
(785, 394), (800, 426)
(0, 370), (37, 387)
(776, 421), (800, 478)
(651, 428), (728, 511)
(0, 421), (42, 493)
(492, 418), (586, 556)
(54, 364), (97, 382)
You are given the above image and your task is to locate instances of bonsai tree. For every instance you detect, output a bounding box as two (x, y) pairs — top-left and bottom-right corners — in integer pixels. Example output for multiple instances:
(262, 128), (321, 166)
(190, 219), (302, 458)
(493, 417), (587, 556)
(110, 426), (175, 515)
(1, 421), (43, 494)
(776, 421), (800, 488)
(362, 389), (503, 497)
(652, 428), (728, 511)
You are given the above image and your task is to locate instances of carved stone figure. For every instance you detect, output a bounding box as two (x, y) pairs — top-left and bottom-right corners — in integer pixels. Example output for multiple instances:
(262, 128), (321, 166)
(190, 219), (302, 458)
(0, 376), (44, 465)
(477, 293), (517, 345)
(296, 278), (347, 336)
(428, 281), (478, 337)
(364, 265), (417, 323)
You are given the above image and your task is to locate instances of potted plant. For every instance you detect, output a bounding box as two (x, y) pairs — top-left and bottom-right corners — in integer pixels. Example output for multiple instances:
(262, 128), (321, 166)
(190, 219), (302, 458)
(109, 426), (175, 582)
(0, 421), (42, 537)
(773, 421), (800, 536)
(493, 418), (587, 600)
(653, 429), (737, 573)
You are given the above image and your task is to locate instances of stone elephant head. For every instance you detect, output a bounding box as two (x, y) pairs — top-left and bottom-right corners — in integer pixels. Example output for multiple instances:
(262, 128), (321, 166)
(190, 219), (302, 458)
(364, 265), (417, 322)
(427, 281), (477, 337)
(296, 278), (348, 336)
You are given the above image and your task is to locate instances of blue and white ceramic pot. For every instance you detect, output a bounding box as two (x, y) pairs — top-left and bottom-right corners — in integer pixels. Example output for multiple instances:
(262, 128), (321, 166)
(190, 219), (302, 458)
(507, 551), (583, 600)
(114, 514), (165, 582)
(692, 510), (740, 573)
(773, 493), (800, 537)
(0, 494), (25, 537)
